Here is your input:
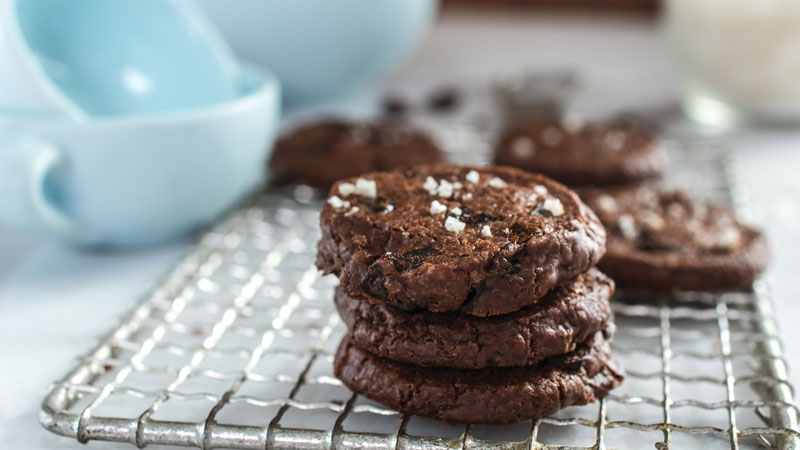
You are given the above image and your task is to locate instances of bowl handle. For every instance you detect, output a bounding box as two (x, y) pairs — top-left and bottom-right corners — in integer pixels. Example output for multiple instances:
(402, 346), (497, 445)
(0, 139), (77, 237)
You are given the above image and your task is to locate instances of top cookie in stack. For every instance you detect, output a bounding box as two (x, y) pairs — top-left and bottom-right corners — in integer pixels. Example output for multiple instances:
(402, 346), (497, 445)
(316, 164), (606, 316)
(316, 164), (624, 424)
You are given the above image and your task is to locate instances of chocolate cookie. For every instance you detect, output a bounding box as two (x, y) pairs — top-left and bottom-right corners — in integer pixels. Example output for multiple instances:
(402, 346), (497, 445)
(336, 268), (613, 369)
(316, 165), (606, 316)
(581, 187), (769, 291)
(334, 330), (624, 424)
(493, 118), (666, 186)
(269, 119), (443, 189)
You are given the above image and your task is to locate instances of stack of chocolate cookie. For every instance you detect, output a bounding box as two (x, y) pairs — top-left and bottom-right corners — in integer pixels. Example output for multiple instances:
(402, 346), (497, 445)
(316, 165), (624, 424)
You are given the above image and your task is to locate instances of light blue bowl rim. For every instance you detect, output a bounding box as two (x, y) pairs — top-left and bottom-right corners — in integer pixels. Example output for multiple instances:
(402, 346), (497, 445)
(6, 0), (242, 122)
(0, 62), (281, 127)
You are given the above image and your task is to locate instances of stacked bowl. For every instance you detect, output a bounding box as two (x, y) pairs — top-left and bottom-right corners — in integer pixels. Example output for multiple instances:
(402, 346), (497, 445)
(0, 0), (281, 246)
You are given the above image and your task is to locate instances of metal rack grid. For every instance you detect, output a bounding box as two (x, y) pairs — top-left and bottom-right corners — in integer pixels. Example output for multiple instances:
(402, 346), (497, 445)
(40, 132), (799, 449)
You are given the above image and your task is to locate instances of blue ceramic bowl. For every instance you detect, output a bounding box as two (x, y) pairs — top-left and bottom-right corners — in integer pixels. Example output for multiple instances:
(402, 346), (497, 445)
(7, 0), (239, 119)
(193, 0), (438, 105)
(0, 65), (280, 246)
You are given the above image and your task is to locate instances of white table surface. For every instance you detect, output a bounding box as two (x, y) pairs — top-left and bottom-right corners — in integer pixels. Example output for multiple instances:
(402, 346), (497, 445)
(2, 10), (800, 449)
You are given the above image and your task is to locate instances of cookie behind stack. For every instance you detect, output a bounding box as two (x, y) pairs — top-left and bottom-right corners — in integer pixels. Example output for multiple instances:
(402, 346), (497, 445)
(316, 165), (625, 424)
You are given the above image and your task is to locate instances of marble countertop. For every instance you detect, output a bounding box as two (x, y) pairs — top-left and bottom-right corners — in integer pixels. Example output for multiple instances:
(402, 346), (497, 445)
(2, 10), (799, 449)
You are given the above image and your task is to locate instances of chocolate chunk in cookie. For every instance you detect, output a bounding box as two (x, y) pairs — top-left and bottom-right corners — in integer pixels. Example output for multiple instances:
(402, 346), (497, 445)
(581, 187), (769, 291)
(316, 165), (606, 316)
(336, 268), (613, 369)
(334, 330), (624, 424)
(494, 118), (666, 186)
(269, 119), (443, 190)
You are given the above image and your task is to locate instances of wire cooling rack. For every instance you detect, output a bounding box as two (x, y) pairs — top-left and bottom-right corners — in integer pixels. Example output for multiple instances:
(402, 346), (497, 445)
(40, 129), (799, 450)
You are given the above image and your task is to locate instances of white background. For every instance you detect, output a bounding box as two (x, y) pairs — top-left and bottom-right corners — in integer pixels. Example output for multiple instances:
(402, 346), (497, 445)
(2, 10), (800, 449)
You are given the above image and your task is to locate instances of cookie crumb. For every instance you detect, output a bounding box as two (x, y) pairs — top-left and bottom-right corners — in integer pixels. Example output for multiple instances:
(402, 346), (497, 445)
(430, 200), (447, 215)
(543, 198), (565, 217)
(450, 206), (463, 216)
(445, 216), (466, 234)
(481, 225), (492, 237)
(511, 136), (536, 159)
(488, 177), (507, 188)
(466, 170), (480, 184)
(618, 214), (639, 240)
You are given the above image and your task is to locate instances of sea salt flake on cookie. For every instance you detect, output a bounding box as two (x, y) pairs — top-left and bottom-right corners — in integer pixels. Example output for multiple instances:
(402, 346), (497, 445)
(465, 170), (480, 184)
(430, 200), (447, 215)
(327, 196), (349, 209)
(618, 214), (639, 240)
(450, 206), (463, 216)
(437, 179), (455, 198)
(543, 198), (565, 217)
(640, 211), (665, 231)
(715, 227), (741, 251)
(481, 225), (492, 237)
(534, 185), (548, 195)
(604, 131), (627, 151)
(562, 113), (585, 132)
(423, 176), (438, 194)
(595, 195), (617, 213)
(488, 177), (507, 188)
(338, 183), (356, 197)
(354, 178), (377, 198)
(511, 136), (536, 159)
(445, 216), (466, 234)
(542, 126), (563, 146)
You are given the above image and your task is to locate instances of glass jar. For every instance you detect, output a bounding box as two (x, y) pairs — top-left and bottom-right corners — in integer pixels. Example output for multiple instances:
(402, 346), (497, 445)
(665, 0), (800, 127)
